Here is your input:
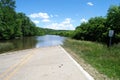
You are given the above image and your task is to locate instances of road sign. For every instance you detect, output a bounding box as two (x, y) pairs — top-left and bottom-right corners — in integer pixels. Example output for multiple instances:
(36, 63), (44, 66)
(109, 30), (114, 37)
(108, 30), (114, 47)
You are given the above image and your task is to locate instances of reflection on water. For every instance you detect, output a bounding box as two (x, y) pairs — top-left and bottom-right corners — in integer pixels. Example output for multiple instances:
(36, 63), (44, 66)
(0, 35), (65, 52)
(36, 35), (65, 47)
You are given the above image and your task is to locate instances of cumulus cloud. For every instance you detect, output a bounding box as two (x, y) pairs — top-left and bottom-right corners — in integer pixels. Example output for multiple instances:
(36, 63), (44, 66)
(29, 12), (59, 23)
(29, 12), (51, 23)
(80, 18), (87, 23)
(42, 19), (50, 22)
(29, 12), (74, 30)
(29, 12), (50, 19)
(32, 20), (40, 24)
(87, 2), (94, 6)
(45, 18), (75, 30)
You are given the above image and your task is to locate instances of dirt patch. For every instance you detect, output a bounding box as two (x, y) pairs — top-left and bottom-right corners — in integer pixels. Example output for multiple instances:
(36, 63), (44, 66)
(63, 47), (111, 80)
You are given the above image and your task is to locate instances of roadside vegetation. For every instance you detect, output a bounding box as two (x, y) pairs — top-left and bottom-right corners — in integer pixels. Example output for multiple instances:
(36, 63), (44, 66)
(63, 38), (120, 80)
(0, 0), (44, 40)
(73, 5), (120, 45)
(64, 6), (120, 79)
(0, 42), (14, 53)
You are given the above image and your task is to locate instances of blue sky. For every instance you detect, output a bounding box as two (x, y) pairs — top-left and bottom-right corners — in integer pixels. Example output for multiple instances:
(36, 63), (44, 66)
(16, 0), (120, 30)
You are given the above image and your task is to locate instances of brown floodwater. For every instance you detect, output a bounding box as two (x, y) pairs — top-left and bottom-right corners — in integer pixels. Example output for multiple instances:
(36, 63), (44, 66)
(0, 35), (65, 53)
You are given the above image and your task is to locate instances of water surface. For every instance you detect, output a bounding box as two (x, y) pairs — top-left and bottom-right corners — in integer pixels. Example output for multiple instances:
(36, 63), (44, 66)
(0, 35), (65, 52)
(36, 35), (65, 47)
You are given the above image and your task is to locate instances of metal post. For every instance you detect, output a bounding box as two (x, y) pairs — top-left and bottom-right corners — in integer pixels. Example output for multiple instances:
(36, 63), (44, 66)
(109, 37), (112, 47)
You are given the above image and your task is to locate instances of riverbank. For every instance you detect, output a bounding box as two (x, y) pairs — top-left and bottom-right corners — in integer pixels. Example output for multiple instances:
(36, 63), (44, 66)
(63, 38), (120, 80)
(0, 42), (14, 53)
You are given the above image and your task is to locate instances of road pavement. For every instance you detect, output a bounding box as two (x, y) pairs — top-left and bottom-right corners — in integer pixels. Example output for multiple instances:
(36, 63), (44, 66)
(0, 46), (94, 80)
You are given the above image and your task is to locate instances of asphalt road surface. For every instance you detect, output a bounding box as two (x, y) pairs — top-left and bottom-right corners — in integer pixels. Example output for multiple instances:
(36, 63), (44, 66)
(0, 46), (94, 80)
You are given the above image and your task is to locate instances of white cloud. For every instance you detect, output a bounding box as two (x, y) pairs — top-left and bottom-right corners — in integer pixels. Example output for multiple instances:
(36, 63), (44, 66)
(29, 13), (74, 30)
(29, 12), (51, 23)
(45, 18), (75, 30)
(29, 12), (50, 19)
(80, 18), (87, 23)
(62, 18), (71, 24)
(32, 20), (40, 24)
(42, 19), (50, 22)
(87, 2), (94, 6)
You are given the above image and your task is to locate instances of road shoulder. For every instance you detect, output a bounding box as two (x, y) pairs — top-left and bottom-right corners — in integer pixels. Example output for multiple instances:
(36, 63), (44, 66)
(62, 46), (110, 80)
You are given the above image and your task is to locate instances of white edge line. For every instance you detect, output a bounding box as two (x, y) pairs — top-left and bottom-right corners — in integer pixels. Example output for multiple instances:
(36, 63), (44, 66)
(58, 45), (94, 80)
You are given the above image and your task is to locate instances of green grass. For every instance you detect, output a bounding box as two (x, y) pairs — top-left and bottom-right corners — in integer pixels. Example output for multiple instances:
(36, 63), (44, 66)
(63, 38), (120, 80)
(0, 42), (14, 54)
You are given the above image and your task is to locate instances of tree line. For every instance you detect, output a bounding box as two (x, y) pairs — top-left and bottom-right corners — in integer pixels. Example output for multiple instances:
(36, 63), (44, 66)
(73, 5), (120, 45)
(0, 0), (43, 40)
(42, 28), (74, 37)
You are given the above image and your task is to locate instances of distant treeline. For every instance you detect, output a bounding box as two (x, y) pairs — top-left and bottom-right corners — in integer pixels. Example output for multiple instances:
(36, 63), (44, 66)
(0, 0), (44, 40)
(42, 28), (74, 37)
(72, 5), (120, 44)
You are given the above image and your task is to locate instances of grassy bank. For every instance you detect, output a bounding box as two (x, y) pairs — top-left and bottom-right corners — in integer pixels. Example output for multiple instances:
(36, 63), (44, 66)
(0, 42), (14, 54)
(63, 38), (120, 80)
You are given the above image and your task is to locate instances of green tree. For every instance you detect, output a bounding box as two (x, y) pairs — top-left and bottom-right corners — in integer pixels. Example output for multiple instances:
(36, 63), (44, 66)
(106, 5), (120, 43)
(0, 0), (16, 39)
(88, 17), (106, 41)
(73, 5), (120, 44)
(0, 0), (44, 40)
(16, 13), (40, 36)
(73, 17), (106, 42)
(73, 22), (89, 40)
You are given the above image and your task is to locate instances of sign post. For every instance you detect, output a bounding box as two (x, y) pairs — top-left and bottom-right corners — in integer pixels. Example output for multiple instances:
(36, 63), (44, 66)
(108, 30), (114, 47)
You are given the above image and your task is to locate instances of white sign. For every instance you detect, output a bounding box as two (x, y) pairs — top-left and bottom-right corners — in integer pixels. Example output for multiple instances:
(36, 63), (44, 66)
(109, 30), (114, 37)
